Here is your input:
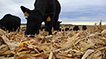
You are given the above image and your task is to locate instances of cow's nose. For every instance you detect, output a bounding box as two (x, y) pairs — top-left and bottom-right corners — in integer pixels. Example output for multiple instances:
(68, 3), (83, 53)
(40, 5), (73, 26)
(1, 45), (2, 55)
(29, 35), (35, 38)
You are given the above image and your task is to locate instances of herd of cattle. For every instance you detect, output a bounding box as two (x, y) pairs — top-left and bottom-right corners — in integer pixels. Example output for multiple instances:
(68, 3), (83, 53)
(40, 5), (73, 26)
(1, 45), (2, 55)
(0, 0), (87, 35)
(60, 25), (87, 31)
(40, 25), (87, 31)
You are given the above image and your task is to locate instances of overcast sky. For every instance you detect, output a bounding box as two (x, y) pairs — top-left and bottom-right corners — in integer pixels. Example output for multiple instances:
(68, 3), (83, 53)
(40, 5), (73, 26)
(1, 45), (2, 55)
(0, 0), (106, 25)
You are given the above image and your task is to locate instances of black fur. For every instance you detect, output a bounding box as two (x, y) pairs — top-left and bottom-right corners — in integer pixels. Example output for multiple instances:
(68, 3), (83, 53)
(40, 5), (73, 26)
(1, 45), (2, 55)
(82, 25), (87, 30)
(73, 26), (80, 31)
(0, 14), (21, 32)
(20, 0), (61, 35)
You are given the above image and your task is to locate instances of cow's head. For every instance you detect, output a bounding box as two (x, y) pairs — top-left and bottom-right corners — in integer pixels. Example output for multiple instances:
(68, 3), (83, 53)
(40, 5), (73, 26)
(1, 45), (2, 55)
(25, 10), (43, 35)
(20, 6), (43, 35)
(20, 6), (31, 18)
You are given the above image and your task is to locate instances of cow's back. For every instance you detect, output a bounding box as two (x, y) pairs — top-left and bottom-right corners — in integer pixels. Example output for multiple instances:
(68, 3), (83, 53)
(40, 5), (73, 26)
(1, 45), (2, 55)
(0, 14), (21, 31)
(1, 14), (20, 26)
(34, 0), (60, 15)
(55, 0), (61, 15)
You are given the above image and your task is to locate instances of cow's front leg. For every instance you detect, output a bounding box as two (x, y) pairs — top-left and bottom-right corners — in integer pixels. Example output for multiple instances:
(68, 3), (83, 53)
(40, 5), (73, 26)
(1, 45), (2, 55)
(45, 16), (53, 35)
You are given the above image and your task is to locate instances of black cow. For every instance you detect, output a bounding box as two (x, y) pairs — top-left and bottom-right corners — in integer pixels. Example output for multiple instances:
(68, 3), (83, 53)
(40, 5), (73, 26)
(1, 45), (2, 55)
(0, 14), (21, 32)
(82, 25), (87, 30)
(65, 28), (69, 31)
(58, 28), (61, 31)
(20, 0), (61, 35)
(73, 26), (80, 31)
(62, 29), (64, 31)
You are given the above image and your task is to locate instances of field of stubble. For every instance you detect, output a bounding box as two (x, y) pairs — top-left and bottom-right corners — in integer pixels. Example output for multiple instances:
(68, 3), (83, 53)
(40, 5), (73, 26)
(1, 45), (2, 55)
(0, 24), (106, 59)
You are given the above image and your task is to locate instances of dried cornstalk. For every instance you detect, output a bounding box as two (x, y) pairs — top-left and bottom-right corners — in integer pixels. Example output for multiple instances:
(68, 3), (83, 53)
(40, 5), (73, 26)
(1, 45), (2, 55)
(62, 33), (80, 48)
(81, 49), (94, 59)
(48, 52), (53, 59)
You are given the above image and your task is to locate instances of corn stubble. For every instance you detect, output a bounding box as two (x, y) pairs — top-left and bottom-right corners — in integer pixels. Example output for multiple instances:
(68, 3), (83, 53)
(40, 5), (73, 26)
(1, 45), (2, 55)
(0, 22), (106, 59)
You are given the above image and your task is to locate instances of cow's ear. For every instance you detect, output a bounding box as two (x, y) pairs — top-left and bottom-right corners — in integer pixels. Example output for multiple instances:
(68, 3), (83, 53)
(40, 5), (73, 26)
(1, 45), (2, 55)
(24, 12), (29, 17)
(44, 13), (54, 22)
(47, 16), (51, 22)
(20, 6), (27, 13)
(20, 6), (31, 17)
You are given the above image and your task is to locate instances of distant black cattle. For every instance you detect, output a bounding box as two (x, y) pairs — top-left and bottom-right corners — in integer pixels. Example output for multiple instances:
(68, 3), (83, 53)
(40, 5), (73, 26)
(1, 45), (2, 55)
(58, 28), (61, 31)
(82, 25), (87, 30)
(65, 28), (69, 31)
(20, 0), (61, 35)
(73, 26), (80, 31)
(0, 14), (21, 32)
(62, 29), (64, 31)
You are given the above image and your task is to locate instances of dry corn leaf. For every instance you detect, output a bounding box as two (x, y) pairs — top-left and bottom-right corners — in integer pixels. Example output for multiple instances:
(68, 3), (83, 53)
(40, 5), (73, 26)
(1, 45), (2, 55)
(18, 55), (29, 59)
(62, 33), (80, 48)
(81, 49), (94, 59)
(0, 29), (6, 35)
(58, 53), (72, 58)
(80, 41), (94, 51)
(101, 29), (106, 34)
(48, 52), (53, 59)
(19, 51), (30, 54)
(30, 51), (50, 57)
(3, 50), (12, 55)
